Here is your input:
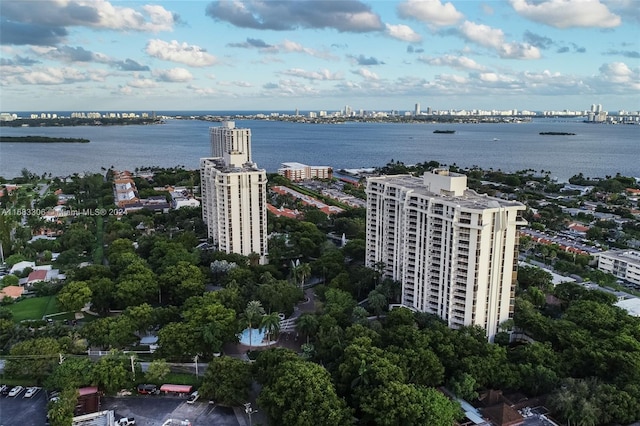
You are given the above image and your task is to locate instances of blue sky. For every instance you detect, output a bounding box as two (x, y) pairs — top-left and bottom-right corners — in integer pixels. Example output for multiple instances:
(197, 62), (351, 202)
(1, 0), (639, 113)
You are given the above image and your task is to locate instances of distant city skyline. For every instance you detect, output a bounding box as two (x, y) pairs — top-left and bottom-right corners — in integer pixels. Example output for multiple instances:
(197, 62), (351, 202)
(1, 0), (639, 112)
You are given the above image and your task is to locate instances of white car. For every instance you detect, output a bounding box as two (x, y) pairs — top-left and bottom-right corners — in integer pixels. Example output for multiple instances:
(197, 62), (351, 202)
(186, 391), (199, 404)
(8, 386), (24, 397)
(24, 387), (40, 398)
(116, 417), (136, 426)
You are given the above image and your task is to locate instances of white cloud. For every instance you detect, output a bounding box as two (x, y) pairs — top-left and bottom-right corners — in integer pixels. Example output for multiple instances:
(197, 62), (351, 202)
(458, 21), (541, 59)
(459, 21), (504, 50)
(385, 24), (422, 42)
(419, 55), (487, 71)
(268, 40), (338, 60)
(281, 68), (343, 81)
(127, 78), (158, 88)
(438, 74), (468, 84)
(599, 62), (639, 86)
(153, 68), (193, 82)
(7, 67), (90, 85)
(354, 68), (380, 80)
(82, 0), (177, 32)
(397, 0), (464, 27)
(146, 40), (217, 67)
(509, 0), (621, 28)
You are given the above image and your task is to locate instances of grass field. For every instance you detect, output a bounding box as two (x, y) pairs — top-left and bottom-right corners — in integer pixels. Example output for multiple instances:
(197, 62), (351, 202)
(7, 296), (62, 322)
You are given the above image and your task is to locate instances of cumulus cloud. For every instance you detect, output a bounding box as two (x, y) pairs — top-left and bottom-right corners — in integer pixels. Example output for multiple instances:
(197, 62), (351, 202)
(347, 54), (385, 66)
(115, 59), (151, 71)
(265, 40), (338, 60)
(599, 62), (639, 85)
(397, 0), (464, 27)
(0, 1), (177, 46)
(153, 68), (193, 82)
(146, 39), (217, 67)
(604, 49), (640, 59)
(419, 54), (487, 71)
(3, 66), (92, 85)
(523, 31), (554, 50)
(458, 21), (541, 59)
(353, 68), (379, 80)
(0, 20), (68, 46)
(385, 23), (422, 42)
(280, 68), (343, 81)
(0, 55), (39, 66)
(205, 0), (383, 32)
(127, 78), (157, 88)
(227, 38), (273, 48)
(509, 0), (621, 28)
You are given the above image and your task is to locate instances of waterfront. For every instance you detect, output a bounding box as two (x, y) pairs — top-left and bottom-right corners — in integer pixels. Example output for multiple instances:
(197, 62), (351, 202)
(0, 118), (638, 181)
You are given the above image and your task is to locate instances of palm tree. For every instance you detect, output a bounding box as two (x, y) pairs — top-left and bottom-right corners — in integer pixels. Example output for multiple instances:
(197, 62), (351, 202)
(296, 313), (318, 344)
(295, 263), (312, 289)
(367, 289), (387, 318)
(261, 312), (281, 342)
(243, 300), (265, 351)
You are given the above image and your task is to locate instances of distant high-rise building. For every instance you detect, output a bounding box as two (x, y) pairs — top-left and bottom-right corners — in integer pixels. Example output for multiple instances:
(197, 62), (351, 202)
(415, 103), (421, 116)
(365, 169), (526, 340)
(201, 121), (268, 264)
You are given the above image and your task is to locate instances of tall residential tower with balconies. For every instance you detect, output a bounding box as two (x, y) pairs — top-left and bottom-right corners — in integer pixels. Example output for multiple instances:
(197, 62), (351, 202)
(365, 169), (526, 340)
(201, 121), (268, 264)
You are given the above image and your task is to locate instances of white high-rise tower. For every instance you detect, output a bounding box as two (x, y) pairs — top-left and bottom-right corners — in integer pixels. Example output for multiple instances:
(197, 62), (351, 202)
(201, 121), (268, 264)
(365, 169), (526, 340)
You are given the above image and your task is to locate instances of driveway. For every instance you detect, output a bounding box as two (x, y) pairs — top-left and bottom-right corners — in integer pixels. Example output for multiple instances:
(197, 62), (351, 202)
(101, 396), (243, 426)
(0, 387), (47, 426)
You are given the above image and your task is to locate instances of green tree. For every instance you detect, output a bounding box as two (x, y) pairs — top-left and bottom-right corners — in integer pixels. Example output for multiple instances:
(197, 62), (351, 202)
(242, 300), (265, 351)
(200, 356), (252, 405)
(47, 388), (77, 426)
(296, 313), (319, 344)
(4, 337), (61, 384)
(1, 274), (19, 287)
(57, 280), (92, 312)
(157, 322), (199, 359)
(159, 261), (205, 305)
(45, 358), (94, 390)
(261, 312), (281, 342)
(253, 348), (301, 385)
(145, 359), (170, 383)
(360, 382), (462, 426)
(92, 351), (135, 394)
(258, 359), (353, 426)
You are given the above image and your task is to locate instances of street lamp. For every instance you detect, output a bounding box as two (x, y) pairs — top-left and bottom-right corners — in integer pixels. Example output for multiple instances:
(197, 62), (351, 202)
(244, 402), (258, 426)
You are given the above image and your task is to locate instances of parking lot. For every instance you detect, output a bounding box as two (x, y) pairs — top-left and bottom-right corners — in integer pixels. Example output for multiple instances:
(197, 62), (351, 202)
(101, 395), (243, 426)
(0, 386), (48, 426)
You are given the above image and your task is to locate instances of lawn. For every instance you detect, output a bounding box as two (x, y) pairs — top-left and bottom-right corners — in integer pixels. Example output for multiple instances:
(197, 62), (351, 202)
(7, 296), (62, 322)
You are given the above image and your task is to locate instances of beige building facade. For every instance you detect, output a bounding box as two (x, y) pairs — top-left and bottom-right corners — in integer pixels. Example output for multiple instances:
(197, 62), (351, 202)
(365, 169), (527, 340)
(201, 122), (268, 264)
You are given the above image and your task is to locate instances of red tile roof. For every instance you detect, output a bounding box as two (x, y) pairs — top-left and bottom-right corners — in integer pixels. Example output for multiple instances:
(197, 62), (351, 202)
(27, 269), (48, 282)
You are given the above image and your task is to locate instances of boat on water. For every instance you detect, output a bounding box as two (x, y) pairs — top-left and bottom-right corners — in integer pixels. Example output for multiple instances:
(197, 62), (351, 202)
(493, 138), (500, 141)
(539, 132), (576, 135)
(433, 130), (455, 134)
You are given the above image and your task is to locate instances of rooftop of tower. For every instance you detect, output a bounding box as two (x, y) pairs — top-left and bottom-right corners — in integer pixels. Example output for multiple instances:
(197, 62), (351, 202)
(368, 173), (525, 211)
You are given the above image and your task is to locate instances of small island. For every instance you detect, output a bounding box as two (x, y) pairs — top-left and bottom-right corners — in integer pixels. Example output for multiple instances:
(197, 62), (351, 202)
(539, 132), (576, 136)
(0, 136), (90, 143)
(433, 130), (456, 134)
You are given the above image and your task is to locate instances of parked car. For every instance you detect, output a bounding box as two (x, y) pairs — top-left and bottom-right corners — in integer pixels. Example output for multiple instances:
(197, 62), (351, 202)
(137, 384), (159, 395)
(24, 387), (40, 398)
(8, 386), (24, 397)
(186, 391), (199, 404)
(0, 385), (8, 396)
(117, 389), (132, 396)
(162, 420), (191, 426)
(116, 417), (136, 426)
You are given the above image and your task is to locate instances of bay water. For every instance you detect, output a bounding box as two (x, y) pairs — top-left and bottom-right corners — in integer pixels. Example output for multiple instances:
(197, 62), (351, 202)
(0, 117), (638, 182)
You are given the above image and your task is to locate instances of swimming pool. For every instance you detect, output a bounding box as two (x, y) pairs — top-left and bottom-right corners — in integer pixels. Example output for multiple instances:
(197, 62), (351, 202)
(238, 327), (271, 347)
